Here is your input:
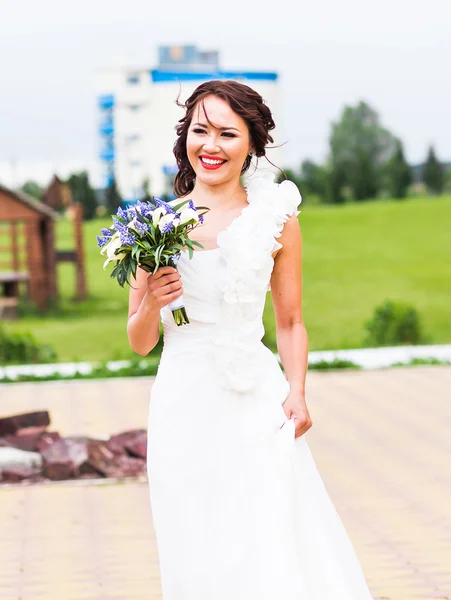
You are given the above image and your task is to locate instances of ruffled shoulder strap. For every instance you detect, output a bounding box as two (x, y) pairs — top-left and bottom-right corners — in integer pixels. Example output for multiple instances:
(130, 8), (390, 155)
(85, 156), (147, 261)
(213, 172), (302, 393)
(245, 171), (302, 253)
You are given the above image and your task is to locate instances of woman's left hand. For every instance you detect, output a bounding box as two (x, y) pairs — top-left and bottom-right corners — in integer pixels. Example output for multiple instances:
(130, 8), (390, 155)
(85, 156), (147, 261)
(281, 390), (312, 439)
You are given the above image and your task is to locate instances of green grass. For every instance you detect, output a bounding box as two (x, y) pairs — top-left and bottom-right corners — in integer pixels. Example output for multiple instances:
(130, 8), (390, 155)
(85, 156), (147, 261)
(266, 195), (451, 350)
(7, 195), (451, 362)
(11, 218), (138, 362)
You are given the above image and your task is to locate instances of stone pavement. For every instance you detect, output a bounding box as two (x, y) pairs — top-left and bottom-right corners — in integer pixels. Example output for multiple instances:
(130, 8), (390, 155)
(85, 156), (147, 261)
(1, 366), (450, 600)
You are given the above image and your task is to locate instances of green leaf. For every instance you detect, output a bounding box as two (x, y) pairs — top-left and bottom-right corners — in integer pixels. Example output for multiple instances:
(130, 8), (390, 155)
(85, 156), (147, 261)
(170, 199), (191, 212)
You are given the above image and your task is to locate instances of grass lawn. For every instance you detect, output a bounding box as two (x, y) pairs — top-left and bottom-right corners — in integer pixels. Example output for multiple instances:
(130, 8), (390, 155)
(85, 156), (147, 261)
(7, 194), (451, 363)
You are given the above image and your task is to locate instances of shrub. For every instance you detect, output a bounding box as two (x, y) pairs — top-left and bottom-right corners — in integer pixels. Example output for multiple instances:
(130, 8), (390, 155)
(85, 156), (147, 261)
(0, 323), (57, 365)
(309, 358), (361, 371)
(364, 300), (424, 347)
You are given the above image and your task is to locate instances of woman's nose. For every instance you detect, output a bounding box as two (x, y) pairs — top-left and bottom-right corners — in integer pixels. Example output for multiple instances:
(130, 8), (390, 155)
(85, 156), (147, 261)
(202, 134), (221, 153)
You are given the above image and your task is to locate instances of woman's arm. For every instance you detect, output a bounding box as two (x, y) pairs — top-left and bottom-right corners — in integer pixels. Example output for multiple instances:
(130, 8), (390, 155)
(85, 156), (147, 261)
(127, 266), (182, 356)
(270, 213), (312, 436)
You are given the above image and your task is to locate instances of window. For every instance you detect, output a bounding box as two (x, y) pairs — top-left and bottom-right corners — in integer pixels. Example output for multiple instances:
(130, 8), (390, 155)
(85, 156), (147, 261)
(127, 74), (140, 85)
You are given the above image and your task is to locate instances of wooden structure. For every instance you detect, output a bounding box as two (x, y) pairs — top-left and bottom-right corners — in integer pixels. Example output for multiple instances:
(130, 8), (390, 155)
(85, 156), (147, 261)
(0, 185), (59, 318)
(0, 273), (30, 319)
(41, 177), (87, 303)
(42, 175), (72, 211)
(55, 202), (87, 301)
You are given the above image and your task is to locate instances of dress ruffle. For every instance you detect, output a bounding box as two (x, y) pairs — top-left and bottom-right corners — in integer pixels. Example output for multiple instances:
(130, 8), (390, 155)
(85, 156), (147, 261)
(213, 172), (302, 393)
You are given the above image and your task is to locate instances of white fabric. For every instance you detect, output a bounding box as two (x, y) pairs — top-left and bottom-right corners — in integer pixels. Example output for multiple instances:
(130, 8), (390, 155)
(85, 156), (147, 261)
(147, 173), (374, 600)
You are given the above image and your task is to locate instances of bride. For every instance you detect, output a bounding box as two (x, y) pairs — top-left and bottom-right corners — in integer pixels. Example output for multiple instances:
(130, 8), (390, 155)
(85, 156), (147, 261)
(127, 80), (374, 600)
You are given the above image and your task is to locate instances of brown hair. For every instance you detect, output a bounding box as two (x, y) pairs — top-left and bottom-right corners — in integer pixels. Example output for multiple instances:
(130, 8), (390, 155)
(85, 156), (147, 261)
(173, 80), (277, 197)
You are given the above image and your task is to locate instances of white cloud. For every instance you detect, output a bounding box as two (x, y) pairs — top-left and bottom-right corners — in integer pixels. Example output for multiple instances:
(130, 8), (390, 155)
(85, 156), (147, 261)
(1, 0), (450, 186)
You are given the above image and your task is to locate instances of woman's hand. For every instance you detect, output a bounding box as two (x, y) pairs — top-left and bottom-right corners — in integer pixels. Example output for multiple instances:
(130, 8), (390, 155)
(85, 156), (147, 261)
(281, 389), (312, 439)
(145, 266), (183, 311)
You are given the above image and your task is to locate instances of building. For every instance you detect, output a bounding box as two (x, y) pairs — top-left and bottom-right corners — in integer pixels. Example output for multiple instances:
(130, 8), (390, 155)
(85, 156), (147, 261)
(96, 45), (281, 201)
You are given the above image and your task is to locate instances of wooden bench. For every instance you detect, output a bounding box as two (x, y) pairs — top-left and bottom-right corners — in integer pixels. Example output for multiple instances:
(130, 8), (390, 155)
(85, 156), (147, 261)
(0, 272), (29, 320)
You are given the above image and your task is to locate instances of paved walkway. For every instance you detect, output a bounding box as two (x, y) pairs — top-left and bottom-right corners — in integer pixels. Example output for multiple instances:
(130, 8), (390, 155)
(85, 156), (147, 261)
(1, 366), (450, 600)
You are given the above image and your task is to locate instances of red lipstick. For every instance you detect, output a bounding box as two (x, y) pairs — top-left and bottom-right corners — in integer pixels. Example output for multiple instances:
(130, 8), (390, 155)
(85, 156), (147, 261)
(199, 155), (227, 170)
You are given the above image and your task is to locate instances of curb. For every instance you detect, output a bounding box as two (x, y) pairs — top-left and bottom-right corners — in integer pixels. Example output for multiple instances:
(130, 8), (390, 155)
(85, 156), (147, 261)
(1, 345), (451, 381)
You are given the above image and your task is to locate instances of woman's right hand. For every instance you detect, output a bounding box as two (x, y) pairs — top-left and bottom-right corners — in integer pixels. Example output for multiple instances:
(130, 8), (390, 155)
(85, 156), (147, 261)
(145, 266), (183, 310)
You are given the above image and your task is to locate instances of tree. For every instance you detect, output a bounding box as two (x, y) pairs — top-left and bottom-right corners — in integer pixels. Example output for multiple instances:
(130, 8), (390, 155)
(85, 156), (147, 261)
(142, 178), (152, 202)
(299, 160), (328, 200)
(67, 171), (97, 220)
(20, 180), (43, 201)
(325, 162), (346, 204)
(328, 101), (398, 202)
(385, 140), (412, 199)
(445, 167), (451, 193)
(275, 168), (302, 188)
(423, 146), (444, 194)
(104, 177), (122, 215)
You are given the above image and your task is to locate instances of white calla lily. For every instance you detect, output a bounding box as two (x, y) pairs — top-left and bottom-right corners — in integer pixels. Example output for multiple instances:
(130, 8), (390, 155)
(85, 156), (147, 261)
(100, 233), (126, 269)
(127, 218), (139, 233)
(158, 213), (176, 232)
(179, 208), (199, 225)
(152, 206), (167, 226)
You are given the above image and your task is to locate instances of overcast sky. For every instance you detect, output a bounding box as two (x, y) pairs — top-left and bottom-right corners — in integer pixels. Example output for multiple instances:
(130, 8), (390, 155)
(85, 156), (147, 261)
(0, 0), (449, 187)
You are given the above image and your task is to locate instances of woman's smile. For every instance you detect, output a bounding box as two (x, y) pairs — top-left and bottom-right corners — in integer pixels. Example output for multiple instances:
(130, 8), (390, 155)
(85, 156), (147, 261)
(199, 154), (228, 170)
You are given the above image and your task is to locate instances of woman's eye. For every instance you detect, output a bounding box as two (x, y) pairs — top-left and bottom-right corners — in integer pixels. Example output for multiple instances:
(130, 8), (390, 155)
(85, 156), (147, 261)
(192, 128), (235, 138)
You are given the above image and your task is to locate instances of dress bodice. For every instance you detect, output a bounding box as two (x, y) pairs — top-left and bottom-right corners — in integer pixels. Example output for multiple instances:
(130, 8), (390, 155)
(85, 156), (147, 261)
(159, 172), (302, 393)
(163, 249), (226, 327)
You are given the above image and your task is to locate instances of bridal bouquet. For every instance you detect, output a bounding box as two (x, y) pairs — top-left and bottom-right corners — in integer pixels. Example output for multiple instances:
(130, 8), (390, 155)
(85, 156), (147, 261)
(96, 197), (208, 325)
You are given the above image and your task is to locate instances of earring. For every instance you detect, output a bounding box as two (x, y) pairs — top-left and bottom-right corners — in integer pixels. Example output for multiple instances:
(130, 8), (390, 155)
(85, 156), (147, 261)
(249, 150), (255, 158)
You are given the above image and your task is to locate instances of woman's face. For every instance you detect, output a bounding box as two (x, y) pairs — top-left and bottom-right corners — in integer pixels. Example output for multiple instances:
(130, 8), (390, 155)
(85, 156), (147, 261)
(186, 94), (253, 188)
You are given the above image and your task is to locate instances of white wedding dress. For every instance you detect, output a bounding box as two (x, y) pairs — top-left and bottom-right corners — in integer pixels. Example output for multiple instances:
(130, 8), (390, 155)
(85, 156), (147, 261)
(147, 173), (374, 600)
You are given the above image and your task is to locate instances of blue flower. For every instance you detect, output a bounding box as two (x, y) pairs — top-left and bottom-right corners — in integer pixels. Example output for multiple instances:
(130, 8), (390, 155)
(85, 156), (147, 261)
(136, 201), (153, 219)
(126, 207), (137, 220)
(119, 230), (136, 246)
(170, 252), (181, 266)
(100, 228), (113, 238)
(113, 218), (126, 232)
(116, 206), (128, 219)
(155, 197), (176, 214)
(134, 220), (150, 235)
(199, 214), (204, 224)
(96, 235), (109, 248)
(161, 221), (174, 234)
(188, 200), (196, 210)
